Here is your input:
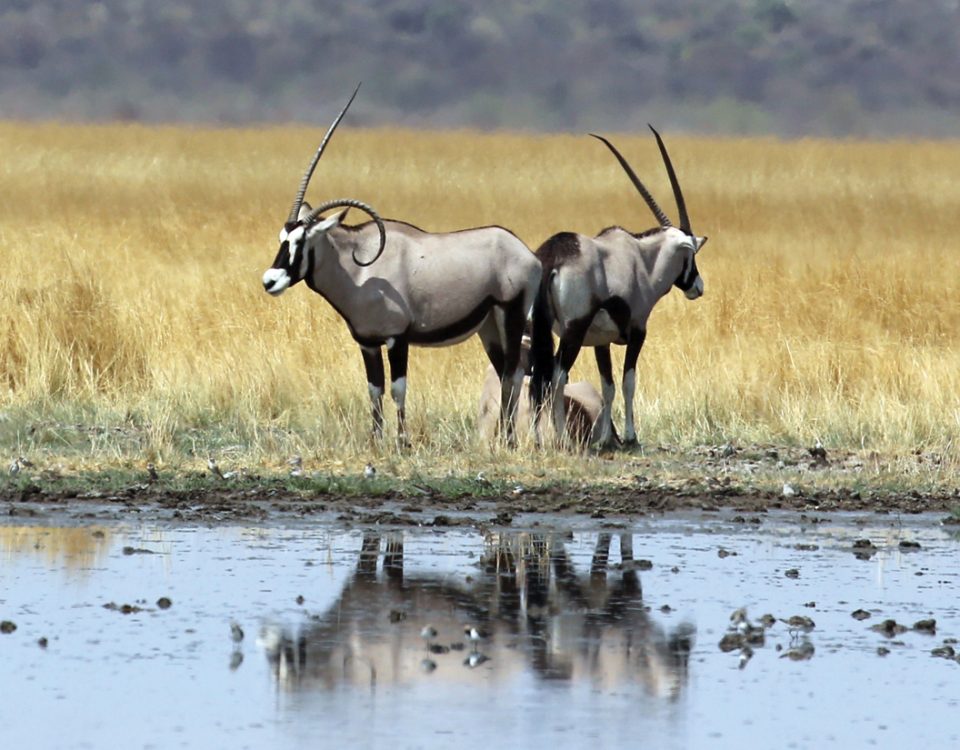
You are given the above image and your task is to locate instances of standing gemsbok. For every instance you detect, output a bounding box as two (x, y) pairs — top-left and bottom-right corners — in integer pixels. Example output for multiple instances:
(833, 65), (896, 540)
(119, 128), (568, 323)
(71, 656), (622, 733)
(262, 85), (541, 443)
(530, 127), (707, 447)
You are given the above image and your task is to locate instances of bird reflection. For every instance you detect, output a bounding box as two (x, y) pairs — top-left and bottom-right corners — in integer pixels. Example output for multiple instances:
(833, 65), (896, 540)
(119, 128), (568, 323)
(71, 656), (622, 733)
(259, 531), (694, 698)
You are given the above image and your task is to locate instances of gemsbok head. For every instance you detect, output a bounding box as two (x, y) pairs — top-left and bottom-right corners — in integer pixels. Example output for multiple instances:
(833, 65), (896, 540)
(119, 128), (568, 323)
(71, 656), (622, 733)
(262, 85), (542, 444)
(530, 126), (707, 448)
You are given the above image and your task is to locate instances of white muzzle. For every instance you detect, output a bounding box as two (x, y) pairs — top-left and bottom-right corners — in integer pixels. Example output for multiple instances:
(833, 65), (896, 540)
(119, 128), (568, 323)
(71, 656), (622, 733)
(262, 268), (291, 296)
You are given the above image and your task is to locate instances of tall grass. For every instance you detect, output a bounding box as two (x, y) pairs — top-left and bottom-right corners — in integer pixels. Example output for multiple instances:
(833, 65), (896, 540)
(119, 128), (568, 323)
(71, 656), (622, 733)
(1, 121), (958, 479)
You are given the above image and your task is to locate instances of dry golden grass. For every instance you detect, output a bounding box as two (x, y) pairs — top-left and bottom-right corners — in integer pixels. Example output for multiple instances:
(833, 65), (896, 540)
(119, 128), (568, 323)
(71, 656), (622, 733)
(1, 121), (958, 482)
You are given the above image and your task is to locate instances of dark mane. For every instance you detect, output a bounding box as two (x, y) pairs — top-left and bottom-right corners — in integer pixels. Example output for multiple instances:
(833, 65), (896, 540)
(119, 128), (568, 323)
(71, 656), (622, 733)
(535, 232), (581, 273)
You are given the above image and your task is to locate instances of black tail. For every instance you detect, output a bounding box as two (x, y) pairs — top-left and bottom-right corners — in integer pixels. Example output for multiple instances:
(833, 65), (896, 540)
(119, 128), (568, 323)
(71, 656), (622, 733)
(529, 274), (555, 413)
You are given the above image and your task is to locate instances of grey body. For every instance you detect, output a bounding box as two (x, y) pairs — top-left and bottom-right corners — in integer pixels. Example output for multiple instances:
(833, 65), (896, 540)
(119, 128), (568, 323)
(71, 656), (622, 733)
(265, 207), (541, 442)
(262, 84), (541, 443)
(530, 129), (706, 447)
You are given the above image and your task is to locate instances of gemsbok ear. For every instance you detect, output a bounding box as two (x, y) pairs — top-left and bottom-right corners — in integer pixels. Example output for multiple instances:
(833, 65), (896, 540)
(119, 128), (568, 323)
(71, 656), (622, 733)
(305, 209), (348, 240)
(695, 236), (708, 252)
(297, 202), (313, 223)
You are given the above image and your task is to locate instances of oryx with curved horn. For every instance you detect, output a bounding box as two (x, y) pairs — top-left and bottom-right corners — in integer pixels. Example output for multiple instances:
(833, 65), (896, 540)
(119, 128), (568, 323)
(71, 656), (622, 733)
(530, 127), (707, 447)
(262, 85), (541, 443)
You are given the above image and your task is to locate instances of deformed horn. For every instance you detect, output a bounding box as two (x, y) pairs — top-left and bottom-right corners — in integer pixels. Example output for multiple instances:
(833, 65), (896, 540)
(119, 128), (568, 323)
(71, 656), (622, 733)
(287, 83), (362, 225)
(302, 198), (387, 267)
(590, 133), (672, 228)
(648, 125), (692, 236)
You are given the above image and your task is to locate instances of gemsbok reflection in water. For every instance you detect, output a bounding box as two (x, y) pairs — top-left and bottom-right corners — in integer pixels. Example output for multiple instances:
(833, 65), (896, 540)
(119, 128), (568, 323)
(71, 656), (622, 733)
(259, 531), (694, 698)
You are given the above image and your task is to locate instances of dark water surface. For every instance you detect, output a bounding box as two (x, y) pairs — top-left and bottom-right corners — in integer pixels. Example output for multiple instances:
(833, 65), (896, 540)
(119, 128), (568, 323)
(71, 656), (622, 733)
(1, 510), (958, 749)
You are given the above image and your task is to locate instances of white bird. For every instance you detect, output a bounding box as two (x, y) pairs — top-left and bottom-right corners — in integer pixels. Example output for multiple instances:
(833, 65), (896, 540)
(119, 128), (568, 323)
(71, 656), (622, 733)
(420, 625), (438, 643)
(208, 456), (225, 480)
(9, 458), (20, 476)
(363, 463), (377, 479)
(288, 455), (303, 477)
(782, 483), (797, 498)
(463, 652), (490, 669)
(464, 625), (488, 651)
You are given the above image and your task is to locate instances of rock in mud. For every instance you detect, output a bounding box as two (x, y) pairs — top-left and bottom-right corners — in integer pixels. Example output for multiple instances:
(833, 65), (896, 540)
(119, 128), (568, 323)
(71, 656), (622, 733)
(931, 645), (955, 659)
(784, 568), (800, 579)
(1, 620), (17, 634)
(871, 619), (908, 637)
(156, 597), (172, 610)
(913, 619), (936, 634)
(898, 540), (922, 552)
(851, 609), (872, 621)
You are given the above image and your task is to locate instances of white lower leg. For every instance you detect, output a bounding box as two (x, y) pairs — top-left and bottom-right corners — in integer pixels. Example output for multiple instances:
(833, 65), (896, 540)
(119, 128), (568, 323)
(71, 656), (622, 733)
(390, 376), (407, 440)
(597, 377), (616, 444)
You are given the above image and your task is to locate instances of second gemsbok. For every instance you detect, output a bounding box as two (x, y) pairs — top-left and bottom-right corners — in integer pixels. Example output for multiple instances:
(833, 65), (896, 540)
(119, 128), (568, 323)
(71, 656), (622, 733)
(262, 85), (541, 444)
(530, 126), (707, 447)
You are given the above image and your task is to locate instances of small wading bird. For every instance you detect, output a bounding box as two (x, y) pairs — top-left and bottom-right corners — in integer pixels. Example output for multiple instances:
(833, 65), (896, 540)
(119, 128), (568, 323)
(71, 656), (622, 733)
(530, 127), (707, 448)
(262, 84), (542, 445)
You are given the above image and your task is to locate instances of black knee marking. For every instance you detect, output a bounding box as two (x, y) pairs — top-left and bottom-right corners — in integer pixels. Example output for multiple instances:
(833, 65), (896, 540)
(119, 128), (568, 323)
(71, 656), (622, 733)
(557, 316), (592, 373)
(483, 343), (505, 378)
(501, 293), (528, 378)
(387, 338), (409, 386)
(594, 346), (614, 385)
(361, 347), (385, 391)
(624, 328), (646, 372)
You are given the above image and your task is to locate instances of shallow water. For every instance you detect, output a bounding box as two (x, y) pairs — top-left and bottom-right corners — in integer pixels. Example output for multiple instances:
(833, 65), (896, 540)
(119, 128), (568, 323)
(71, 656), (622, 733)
(2, 510), (958, 749)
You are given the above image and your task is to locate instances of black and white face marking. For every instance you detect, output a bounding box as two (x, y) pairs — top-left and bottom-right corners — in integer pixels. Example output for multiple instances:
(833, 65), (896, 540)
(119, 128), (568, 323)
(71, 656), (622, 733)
(263, 223), (307, 296)
(673, 235), (707, 300)
(262, 212), (342, 296)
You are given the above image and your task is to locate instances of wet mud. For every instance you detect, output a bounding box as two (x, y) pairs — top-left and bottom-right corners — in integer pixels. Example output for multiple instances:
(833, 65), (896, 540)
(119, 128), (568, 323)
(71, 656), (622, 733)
(4, 444), (958, 526)
(3, 479), (957, 527)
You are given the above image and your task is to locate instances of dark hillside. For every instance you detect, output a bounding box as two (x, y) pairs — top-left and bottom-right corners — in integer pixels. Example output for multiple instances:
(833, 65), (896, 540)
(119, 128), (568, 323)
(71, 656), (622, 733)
(2, 0), (958, 136)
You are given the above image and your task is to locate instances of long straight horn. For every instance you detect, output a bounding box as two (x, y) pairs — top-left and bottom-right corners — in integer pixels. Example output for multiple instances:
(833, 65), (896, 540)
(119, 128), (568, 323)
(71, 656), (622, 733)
(590, 133), (672, 228)
(287, 82), (362, 224)
(648, 125), (691, 235)
(302, 198), (387, 267)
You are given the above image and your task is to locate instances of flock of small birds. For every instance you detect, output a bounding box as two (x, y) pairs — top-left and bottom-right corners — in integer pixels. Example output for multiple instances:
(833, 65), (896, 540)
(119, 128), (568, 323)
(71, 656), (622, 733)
(720, 608), (816, 668)
(418, 623), (491, 673)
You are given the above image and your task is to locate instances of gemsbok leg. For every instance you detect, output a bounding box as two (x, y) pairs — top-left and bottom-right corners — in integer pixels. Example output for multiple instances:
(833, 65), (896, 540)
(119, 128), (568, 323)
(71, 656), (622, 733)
(387, 338), (409, 444)
(361, 347), (386, 440)
(621, 329), (646, 445)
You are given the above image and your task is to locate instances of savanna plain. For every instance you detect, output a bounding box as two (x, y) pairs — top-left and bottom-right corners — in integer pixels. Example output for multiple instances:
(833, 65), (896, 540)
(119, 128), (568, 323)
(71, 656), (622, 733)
(1, 121), (958, 515)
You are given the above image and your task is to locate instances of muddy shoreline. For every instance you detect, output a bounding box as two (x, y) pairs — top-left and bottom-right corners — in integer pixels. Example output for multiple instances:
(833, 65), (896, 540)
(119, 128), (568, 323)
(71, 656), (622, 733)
(4, 479), (959, 526)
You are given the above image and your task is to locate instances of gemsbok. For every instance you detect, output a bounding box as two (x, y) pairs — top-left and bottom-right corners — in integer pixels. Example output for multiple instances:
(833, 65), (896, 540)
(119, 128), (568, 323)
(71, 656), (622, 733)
(530, 127), (707, 447)
(262, 85), (542, 443)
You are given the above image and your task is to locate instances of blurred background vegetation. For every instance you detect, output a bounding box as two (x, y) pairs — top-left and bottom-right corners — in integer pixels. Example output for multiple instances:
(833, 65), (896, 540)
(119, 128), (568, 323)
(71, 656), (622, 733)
(2, 0), (959, 137)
